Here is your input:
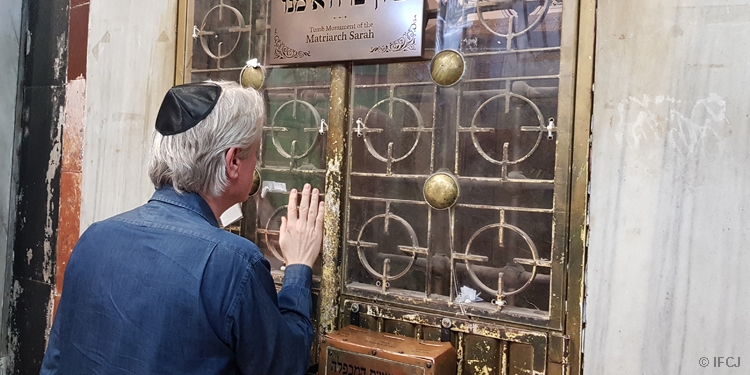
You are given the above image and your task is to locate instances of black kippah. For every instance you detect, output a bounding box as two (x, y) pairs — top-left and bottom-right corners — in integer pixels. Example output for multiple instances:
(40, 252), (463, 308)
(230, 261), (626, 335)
(155, 82), (223, 136)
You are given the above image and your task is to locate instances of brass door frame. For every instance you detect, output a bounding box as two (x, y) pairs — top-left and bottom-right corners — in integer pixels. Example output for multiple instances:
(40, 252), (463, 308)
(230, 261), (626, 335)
(565, 0), (596, 374)
(175, 0), (193, 85)
(319, 64), (350, 333)
(173, 0), (596, 373)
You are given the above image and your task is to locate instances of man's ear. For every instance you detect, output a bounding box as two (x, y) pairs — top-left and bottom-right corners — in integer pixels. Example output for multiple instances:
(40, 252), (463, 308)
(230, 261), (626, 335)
(225, 147), (240, 179)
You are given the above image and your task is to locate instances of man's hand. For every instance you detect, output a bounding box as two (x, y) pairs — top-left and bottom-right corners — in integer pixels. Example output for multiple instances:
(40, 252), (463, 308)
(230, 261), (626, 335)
(279, 184), (325, 268)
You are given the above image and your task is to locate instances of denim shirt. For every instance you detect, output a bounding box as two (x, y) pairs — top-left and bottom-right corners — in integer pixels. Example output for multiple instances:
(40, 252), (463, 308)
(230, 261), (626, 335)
(42, 187), (314, 374)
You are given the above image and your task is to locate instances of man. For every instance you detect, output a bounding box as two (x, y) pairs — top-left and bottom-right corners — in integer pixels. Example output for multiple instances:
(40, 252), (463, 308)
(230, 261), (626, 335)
(42, 81), (324, 374)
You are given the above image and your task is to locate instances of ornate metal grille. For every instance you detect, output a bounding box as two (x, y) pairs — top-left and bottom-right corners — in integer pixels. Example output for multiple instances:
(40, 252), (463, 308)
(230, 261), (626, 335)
(343, 0), (566, 325)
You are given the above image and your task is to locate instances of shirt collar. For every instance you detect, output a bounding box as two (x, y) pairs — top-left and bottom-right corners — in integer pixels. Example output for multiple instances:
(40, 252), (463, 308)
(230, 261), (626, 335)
(149, 186), (220, 227)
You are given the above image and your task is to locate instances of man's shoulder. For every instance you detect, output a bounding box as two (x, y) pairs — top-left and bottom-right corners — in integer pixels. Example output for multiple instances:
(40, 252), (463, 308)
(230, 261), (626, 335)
(84, 205), (264, 264)
(210, 229), (264, 264)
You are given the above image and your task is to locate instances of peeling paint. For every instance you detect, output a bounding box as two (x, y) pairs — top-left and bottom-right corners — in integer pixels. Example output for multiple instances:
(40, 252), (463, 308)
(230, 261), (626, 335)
(45, 287), (55, 348)
(7, 280), (24, 371)
(320, 153), (343, 333)
(53, 34), (67, 82)
(42, 104), (64, 284)
(465, 358), (493, 375)
(456, 332), (464, 375)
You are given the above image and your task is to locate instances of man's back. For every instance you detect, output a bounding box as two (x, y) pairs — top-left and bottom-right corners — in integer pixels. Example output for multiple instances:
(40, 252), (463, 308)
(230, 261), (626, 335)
(42, 187), (314, 374)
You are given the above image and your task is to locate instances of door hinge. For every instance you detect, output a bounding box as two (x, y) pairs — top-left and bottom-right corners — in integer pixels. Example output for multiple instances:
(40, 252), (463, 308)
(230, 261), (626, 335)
(549, 333), (571, 368)
(561, 335), (571, 375)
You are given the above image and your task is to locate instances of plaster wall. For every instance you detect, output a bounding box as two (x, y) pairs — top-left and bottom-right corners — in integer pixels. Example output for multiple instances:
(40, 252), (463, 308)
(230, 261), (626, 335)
(585, 1), (750, 374)
(80, 0), (178, 230)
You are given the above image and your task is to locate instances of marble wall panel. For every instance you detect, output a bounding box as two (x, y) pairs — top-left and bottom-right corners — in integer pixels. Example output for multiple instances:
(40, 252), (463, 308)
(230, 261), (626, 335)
(585, 1), (750, 374)
(80, 0), (178, 230)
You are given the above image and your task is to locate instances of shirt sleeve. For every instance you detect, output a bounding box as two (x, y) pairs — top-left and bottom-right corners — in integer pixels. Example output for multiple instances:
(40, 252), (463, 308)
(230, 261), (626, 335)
(230, 260), (314, 374)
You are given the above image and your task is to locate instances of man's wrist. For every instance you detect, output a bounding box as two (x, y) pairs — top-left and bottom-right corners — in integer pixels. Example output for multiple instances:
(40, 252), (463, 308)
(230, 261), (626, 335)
(286, 260), (315, 268)
(282, 264), (313, 288)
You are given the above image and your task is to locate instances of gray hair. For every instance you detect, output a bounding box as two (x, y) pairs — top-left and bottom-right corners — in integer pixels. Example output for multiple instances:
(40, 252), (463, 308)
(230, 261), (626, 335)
(148, 80), (264, 197)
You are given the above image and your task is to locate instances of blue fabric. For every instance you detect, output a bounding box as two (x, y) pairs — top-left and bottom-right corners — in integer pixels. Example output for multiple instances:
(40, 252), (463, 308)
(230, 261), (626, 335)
(42, 187), (314, 375)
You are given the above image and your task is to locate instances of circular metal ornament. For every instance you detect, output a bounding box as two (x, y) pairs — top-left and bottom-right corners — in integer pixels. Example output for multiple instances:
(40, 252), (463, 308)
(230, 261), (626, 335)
(469, 92), (546, 165)
(198, 4), (245, 60)
(356, 214), (421, 281)
(264, 205), (288, 261)
(249, 168), (261, 196)
(361, 97), (425, 163)
(464, 223), (540, 297)
(270, 99), (322, 160)
(240, 64), (266, 90)
(476, 0), (552, 42)
(429, 50), (465, 87)
(423, 171), (459, 210)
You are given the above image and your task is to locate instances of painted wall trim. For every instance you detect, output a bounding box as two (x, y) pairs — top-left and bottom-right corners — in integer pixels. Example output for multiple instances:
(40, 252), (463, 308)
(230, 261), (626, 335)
(0, 0), (26, 367)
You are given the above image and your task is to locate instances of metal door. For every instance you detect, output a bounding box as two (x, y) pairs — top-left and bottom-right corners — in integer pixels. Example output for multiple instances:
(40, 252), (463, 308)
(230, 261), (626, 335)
(176, 1), (594, 373)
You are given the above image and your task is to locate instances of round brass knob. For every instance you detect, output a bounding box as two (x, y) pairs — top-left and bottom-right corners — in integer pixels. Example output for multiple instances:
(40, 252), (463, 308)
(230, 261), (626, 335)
(423, 171), (459, 210)
(429, 50), (465, 87)
(249, 168), (261, 196)
(240, 63), (266, 90)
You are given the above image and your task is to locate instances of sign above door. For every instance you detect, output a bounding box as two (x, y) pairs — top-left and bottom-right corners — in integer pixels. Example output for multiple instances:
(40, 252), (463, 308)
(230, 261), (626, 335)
(269, 0), (426, 65)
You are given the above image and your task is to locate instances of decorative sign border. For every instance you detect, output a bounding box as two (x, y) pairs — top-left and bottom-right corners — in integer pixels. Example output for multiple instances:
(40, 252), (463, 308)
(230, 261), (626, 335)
(274, 29), (311, 60)
(370, 16), (418, 54)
